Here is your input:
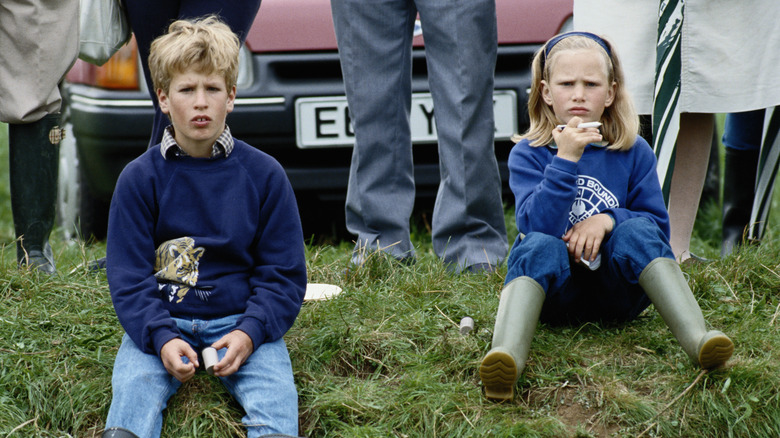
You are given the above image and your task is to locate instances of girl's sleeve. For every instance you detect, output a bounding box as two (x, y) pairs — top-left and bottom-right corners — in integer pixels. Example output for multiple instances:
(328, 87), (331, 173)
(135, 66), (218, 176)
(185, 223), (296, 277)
(605, 139), (671, 239)
(508, 141), (579, 237)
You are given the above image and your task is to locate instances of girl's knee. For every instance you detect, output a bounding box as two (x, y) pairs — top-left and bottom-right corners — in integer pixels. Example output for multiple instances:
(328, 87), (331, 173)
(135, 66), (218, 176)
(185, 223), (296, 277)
(512, 232), (565, 256)
(612, 217), (658, 241)
(609, 217), (673, 260)
(506, 232), (569, 289)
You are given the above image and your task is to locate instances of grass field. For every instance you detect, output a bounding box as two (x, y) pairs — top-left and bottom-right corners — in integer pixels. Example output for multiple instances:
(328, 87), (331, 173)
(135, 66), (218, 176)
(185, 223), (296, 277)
(0, 122), (778, 437)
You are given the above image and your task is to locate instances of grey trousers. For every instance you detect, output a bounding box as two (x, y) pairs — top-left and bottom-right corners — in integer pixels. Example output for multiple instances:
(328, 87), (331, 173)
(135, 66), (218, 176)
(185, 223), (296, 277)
(331, 0), (508, 270)
(0, 0), (79, 123)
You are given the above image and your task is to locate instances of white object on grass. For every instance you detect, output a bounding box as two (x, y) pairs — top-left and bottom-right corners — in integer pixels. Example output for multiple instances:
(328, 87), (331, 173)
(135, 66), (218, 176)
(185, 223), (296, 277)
(459, 317), (474, 335)
(304, 283), (343, 302)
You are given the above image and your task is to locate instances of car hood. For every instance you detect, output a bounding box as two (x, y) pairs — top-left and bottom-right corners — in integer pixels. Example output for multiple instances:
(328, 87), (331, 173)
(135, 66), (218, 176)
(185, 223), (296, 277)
(245, 0), (572, 53)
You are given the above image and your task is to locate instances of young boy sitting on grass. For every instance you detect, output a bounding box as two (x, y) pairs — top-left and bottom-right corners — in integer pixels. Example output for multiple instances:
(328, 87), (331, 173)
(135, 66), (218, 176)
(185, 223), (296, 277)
(102, 16), (306, 438)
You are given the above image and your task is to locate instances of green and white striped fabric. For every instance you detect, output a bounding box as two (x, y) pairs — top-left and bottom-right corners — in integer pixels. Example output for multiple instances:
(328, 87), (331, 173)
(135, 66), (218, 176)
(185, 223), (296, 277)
(652, 0), (684, 204)
(749, 107), (780, 241)
(652, 0), (779, 240)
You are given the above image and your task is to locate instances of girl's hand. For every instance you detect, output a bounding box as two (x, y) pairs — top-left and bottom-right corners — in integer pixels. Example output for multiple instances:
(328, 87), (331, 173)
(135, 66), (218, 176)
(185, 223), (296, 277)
(562, 213), (614, 263)
(551, 117), (603, 163)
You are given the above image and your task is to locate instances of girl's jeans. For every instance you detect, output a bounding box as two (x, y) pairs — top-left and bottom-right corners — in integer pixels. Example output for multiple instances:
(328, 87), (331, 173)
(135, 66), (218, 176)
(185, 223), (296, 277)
(506, 217), (675, 325)
(105, 314), (298, 437)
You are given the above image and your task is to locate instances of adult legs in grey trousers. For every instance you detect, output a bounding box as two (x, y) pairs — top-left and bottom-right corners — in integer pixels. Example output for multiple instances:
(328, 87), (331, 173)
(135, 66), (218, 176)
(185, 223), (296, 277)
(331, 0), (508, 272)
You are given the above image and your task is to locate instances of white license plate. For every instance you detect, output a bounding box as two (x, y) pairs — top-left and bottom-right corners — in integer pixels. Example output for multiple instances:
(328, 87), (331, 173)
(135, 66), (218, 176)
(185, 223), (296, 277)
(295, 90), (517, 149)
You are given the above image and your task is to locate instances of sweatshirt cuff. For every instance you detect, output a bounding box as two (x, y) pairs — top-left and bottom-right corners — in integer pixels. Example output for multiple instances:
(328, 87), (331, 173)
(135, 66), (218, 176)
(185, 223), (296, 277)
(236, 316), (266, 352)
(550, 155), (578, 174)
(152, 330), (182, 357)
(604, 211), (616, 230)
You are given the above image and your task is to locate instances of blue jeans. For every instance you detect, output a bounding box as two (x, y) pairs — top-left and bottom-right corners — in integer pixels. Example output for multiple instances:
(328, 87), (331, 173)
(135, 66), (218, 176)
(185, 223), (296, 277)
(105, 315), (298, 438)
(506, 217), (674, 325)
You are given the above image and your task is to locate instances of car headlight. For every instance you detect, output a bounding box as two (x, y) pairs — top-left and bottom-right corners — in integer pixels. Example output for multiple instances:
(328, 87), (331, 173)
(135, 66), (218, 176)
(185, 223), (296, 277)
(94, 36), (140, 90)
(74, 37), (252, 93)
(236, 43), (253, 90)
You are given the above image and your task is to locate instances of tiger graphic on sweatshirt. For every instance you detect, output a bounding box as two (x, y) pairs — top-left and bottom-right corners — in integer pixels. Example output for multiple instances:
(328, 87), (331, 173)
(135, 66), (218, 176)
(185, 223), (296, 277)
(154, 237), (211, 303)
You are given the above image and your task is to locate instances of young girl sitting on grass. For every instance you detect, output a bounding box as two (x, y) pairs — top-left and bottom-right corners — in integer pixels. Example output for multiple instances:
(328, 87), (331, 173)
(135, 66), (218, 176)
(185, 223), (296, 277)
(479, 31), (734, 401)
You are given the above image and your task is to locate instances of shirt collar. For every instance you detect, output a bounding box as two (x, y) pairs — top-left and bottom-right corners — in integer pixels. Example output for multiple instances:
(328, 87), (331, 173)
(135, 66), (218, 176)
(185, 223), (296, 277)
(160, 125), (234, 159)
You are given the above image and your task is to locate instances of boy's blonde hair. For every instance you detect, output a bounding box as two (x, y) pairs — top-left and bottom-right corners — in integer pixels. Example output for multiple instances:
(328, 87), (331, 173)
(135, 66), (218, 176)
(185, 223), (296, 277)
(515, 32), (639, 151)
(149, 15), (240, 95)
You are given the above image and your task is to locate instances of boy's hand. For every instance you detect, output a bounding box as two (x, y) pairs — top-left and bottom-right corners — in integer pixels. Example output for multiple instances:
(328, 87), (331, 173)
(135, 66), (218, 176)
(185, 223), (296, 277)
(562, 213), (614, 263)
(210, 330), (254, 377)
(161, 338), (199, 382)
(552, 117), (603, 163)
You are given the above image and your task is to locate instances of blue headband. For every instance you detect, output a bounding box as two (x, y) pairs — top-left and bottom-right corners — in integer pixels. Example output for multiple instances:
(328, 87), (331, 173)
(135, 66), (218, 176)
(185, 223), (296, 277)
(543, 31), (612, 67)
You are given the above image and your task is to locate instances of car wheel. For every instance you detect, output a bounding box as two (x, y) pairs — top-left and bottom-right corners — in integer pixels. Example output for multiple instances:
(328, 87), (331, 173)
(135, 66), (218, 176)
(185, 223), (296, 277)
(78, 165), (110, 241)
(57, 123), (81, 241)
(57, 123), (109, 241)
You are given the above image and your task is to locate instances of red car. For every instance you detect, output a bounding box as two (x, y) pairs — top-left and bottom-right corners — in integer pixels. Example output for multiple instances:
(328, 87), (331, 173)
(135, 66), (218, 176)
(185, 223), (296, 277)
(59, 0), (573, 239)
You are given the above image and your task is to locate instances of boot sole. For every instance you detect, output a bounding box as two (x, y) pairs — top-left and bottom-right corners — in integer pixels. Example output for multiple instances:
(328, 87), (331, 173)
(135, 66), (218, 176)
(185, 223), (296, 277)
(479, 350), (517, 401)
(698, 333), (734, 369)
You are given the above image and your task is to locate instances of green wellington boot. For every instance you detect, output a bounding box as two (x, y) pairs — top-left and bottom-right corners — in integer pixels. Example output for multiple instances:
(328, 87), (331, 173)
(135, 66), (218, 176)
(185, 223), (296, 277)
(9, 114), (63, 275)
(639, 258), (734, 369)
(479, 276), (545, 401)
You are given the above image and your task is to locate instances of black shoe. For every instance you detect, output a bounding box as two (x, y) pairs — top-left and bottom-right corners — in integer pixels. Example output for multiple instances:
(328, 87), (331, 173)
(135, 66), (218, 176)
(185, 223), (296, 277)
(88, 257), (107, 271)
(721, 148), (759, 257)
(464, 262), (497, 274)
(102, 427), (139, 438)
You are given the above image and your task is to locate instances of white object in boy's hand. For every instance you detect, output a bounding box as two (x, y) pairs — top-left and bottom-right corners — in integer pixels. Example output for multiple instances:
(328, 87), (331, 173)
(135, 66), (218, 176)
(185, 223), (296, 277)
(202, 347), (218, 375)
(556, 121), (602, 130)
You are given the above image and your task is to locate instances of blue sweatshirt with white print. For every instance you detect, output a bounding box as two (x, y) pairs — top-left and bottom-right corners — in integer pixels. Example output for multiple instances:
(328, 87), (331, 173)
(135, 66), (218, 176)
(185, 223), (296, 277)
(508, 136), (670, 239)
(106, 139), (307, 357)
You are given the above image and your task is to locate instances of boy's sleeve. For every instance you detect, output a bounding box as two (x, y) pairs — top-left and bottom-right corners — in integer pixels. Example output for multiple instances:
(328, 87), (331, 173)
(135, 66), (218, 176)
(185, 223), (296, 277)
(106, 159), (182, 356)
(236, 162), (307, 350)
(509, 141), (579, 237)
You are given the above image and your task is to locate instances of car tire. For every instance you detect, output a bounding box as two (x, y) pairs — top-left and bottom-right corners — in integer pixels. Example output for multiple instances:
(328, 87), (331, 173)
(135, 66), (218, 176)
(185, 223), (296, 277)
(57, 123), (81, 241)
(77, 164), (110, 241)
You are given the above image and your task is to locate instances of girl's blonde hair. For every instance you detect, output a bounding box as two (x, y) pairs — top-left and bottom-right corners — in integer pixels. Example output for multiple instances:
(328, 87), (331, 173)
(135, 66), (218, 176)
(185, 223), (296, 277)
(149, 15), (240, 95)
(515, 32), (639, 151)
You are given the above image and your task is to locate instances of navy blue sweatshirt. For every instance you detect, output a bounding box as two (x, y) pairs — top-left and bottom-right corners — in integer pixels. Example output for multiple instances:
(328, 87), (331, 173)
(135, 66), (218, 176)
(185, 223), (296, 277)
(106, 139), (307, 356)
(508, 136), (670, 239)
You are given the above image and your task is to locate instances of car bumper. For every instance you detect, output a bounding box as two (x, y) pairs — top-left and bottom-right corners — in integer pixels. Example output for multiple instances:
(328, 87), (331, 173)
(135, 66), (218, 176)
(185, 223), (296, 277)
(65, 45), (537, 203)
